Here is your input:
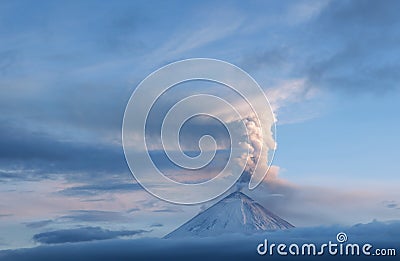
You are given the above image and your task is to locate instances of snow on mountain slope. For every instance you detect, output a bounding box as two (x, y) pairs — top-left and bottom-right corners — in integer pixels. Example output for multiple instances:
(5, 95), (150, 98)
(165, 191), (294, 238)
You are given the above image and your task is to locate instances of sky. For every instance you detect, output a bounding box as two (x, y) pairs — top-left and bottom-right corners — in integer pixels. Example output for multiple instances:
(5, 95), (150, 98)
(0, 0), (400, 253)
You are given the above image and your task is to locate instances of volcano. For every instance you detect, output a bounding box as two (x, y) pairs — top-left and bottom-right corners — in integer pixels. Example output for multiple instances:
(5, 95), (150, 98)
(165, 191), (294, 238)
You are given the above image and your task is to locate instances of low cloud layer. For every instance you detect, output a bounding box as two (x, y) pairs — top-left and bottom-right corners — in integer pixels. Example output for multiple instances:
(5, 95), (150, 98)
(1, 220), (399, 260)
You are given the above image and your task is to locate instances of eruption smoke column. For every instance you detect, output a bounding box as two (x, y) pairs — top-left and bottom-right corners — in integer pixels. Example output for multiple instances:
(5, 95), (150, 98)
(234, 114), (276, 190)
(122, 58), (276, 204)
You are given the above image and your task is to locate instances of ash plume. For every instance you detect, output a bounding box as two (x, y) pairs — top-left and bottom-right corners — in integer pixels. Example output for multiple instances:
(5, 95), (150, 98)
(234, 114), (276, 191)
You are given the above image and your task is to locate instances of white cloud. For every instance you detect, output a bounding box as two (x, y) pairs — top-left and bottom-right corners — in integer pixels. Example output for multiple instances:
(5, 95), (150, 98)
(285, 0), (331, 25)
(146, 11), (244, 63)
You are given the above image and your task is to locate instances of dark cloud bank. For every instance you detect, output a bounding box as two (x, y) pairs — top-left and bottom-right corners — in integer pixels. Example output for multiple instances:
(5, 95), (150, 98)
(1, 220), (399, 260)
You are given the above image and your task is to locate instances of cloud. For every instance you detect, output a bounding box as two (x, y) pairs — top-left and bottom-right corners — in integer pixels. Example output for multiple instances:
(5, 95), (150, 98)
(147, 7), (243, 63)
(152, 209), (183, 213)
(59, 210), (133, 223)
(126, 208), (140, 213)
(133, 199), (183, 214)
(240, 46), (290, 72)
(1, 220), (399, 260)
(261, 165), (295, 189)
(58, 182), (142, 196)
(0, 120), (129, 183)
(382, 201), (400, 210)
(241, 1), (400, 95)
(284, 0), (330, 25)
(211, 78), (323, 126)
(302, 0), (400, 93)
(32, 226), (149, 244)
(24, 220), (53, 229)
(265, 79), (318, 112)
(150, 223), (163, 228)
(0, 2), (153, 185)
(386, 204), (398, 209)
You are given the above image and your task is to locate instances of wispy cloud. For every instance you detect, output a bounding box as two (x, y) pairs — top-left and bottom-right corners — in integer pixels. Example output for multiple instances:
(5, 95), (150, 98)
(59, 210), (133, 223)
(24, 220), (53, 229)
(58, 182), (142, 197)
(33, 226), (149, 244)
(147, 9), (244, 63)
(300, 0), (400, 94)
(382, 201), (400, 210)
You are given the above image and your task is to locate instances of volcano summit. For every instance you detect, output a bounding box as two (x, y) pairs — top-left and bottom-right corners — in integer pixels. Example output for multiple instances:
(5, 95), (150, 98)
(165, 191), (294, 238)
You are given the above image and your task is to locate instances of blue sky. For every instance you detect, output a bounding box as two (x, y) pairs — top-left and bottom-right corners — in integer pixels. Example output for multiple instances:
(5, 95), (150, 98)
(0, 0), (400, 251)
